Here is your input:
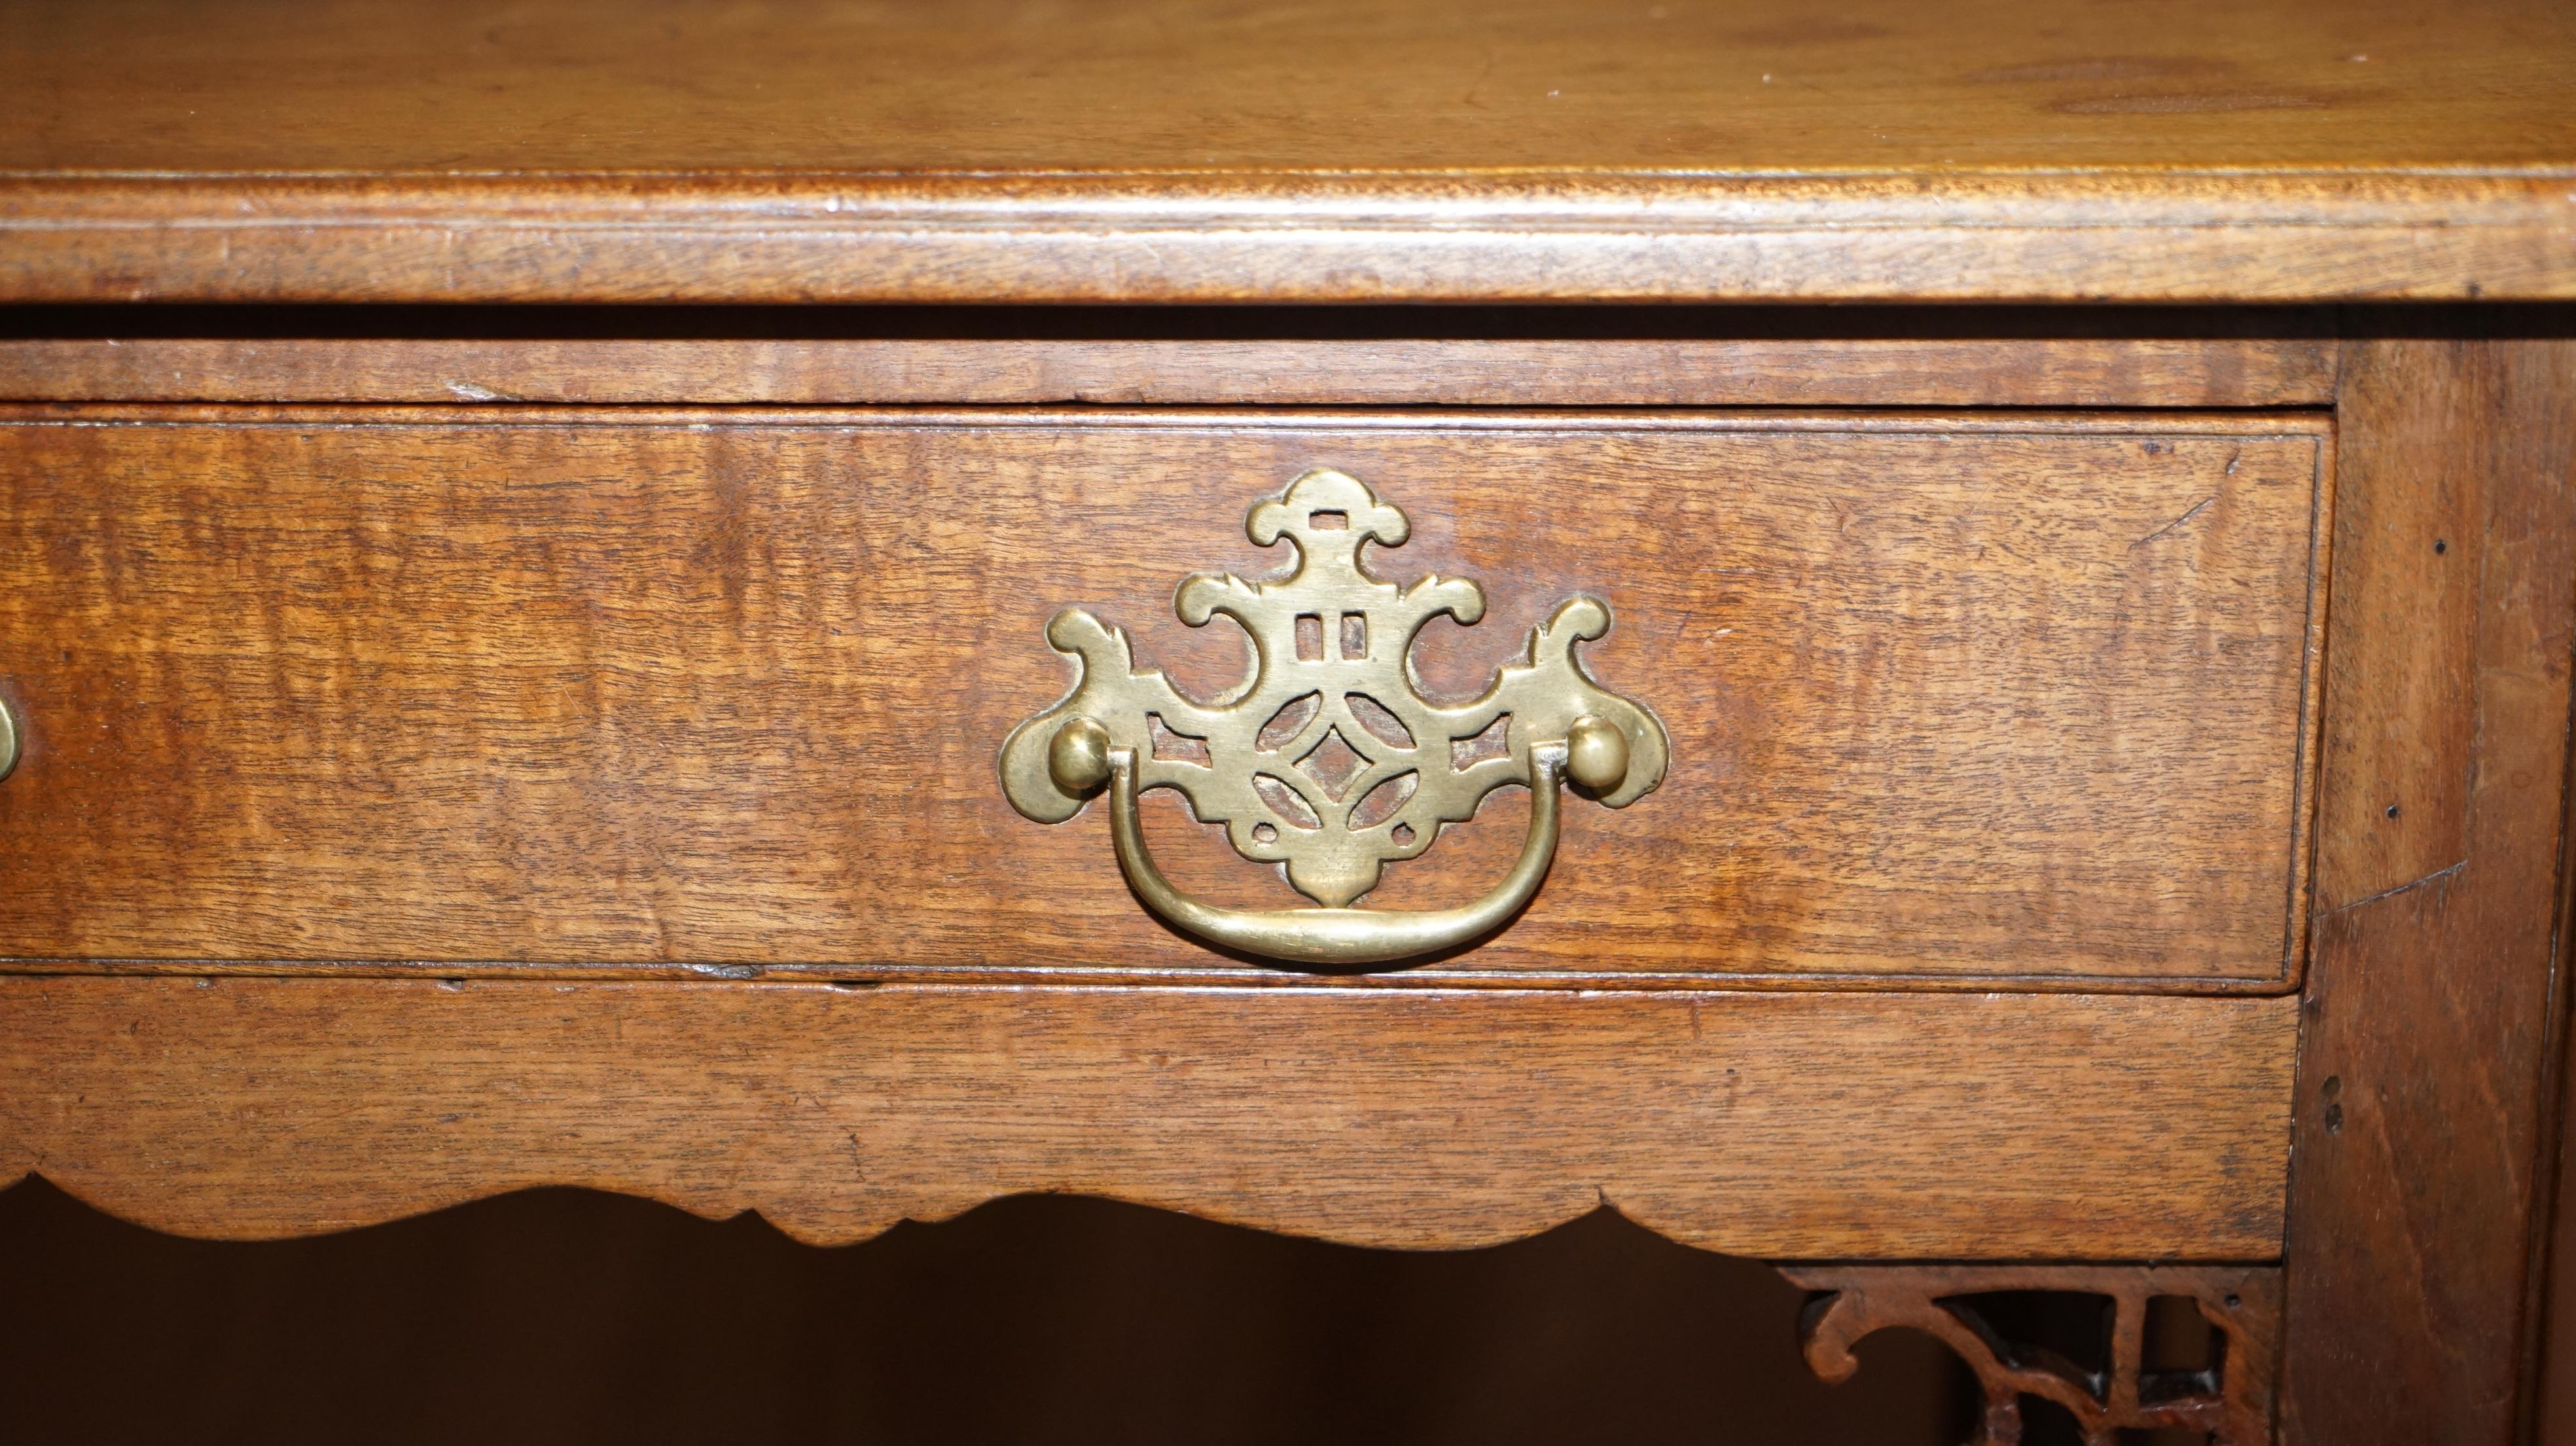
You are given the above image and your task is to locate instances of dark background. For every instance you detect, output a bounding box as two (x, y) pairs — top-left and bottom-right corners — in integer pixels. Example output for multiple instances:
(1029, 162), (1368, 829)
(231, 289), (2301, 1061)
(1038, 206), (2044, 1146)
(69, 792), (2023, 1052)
(0, 1176), (1962, 1443)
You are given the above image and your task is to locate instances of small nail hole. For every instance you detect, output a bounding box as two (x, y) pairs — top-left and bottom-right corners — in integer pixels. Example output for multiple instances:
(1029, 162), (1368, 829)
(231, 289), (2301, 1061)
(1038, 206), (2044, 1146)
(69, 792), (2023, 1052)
(2223, 1293), (2242, 1310)
(2385, 804), (2401, 819)
(2434, 539), (2448, 554)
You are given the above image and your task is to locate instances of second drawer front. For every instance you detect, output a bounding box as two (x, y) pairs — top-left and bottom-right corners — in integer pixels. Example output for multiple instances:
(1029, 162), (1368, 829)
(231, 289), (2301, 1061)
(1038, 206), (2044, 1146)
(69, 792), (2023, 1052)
(0, 408), (2327, 988)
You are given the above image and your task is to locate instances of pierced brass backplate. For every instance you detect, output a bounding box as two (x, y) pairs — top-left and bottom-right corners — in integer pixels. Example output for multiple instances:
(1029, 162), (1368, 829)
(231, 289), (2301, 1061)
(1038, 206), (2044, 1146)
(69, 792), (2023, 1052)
(999, 467), (1670, 964)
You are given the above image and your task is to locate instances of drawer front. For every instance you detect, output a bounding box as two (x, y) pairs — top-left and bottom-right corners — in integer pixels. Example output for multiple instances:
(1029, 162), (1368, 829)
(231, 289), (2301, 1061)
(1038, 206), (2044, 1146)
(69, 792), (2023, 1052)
(0, 408), (2327, 988)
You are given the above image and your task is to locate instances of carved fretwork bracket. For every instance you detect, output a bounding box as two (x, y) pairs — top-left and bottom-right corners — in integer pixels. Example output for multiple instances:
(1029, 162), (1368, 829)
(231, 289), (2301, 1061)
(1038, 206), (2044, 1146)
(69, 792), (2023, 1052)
(1778, 1263), (2281, 1446)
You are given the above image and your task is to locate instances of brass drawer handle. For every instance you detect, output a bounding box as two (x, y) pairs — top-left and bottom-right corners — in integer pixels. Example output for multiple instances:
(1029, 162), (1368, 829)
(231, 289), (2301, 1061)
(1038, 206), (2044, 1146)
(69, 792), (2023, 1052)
(1001, 468), (1668, 967)
(1047, 714), (1622, 965)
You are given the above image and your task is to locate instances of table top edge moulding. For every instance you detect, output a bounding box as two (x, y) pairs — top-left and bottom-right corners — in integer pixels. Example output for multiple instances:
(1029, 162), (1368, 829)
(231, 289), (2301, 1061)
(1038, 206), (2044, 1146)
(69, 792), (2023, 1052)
(4, 0), (2573, 308)
(4, 170), (2573, 304)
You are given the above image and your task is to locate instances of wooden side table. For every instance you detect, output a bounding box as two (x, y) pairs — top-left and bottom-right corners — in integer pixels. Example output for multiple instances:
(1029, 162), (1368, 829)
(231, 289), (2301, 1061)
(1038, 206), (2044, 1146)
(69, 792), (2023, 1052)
(2, 3), (2572, 1440)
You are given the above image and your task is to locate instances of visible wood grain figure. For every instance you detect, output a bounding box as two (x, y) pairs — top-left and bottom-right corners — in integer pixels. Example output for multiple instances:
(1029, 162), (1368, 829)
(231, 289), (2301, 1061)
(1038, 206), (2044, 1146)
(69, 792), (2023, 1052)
(2280, 338), (2576, 1444)
(2545, 726), (2576, 1445)
(0, 977), (2299, 1258)
(2310, 342), (2480, 911)
(1782, 1263), (2280, 1446)
(0, 408), (2329, 988)
(11, 0), (2567, 174)
(0, 2), (2567, 1424)
(0, 335), (2342, 409)
(7, 172), (2569, 305)
(2, 1), (2573, 302)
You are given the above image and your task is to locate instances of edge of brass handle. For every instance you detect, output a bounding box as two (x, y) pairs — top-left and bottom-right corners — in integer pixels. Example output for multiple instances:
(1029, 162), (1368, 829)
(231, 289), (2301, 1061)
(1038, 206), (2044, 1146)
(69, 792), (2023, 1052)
(1101, 741), (1568, 966)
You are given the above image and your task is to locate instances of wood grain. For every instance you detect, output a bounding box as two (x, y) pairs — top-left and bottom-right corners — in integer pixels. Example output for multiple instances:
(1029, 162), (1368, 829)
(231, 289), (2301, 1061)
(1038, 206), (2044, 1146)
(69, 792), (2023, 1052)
(0, 976), (2299, 1259)
(0, 408), (2329, 989)
(0, 334), (2342, 410)
(2543, 710), (2576, 1445)
(11, 0), (2567, 174)
(2280, 336), (2576, 1445)
(5, 172), (2568, 305)
(2310, 341), (2480, 911)
(0, 0), (2571, 302)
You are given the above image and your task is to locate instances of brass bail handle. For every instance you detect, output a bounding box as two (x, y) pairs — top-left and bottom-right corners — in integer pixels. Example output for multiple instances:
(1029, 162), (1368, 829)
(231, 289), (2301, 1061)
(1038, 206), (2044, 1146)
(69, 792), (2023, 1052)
(997, 467), (1672, 969)
(1046, 715), (1630, 966)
